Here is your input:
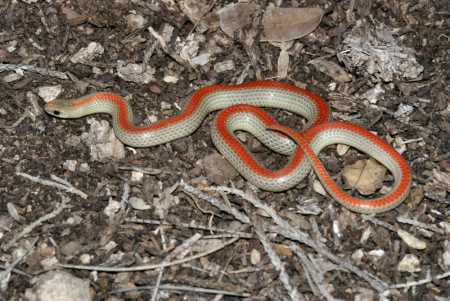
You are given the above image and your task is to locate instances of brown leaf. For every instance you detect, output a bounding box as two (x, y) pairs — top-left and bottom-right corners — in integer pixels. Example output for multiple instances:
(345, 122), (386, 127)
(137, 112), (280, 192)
(218, 3), (259, 37)
(262, 7), (324, 42)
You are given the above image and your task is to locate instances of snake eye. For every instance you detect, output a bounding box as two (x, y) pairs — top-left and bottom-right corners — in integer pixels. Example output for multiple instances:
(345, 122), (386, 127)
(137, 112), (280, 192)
(52, 110), (61, 116)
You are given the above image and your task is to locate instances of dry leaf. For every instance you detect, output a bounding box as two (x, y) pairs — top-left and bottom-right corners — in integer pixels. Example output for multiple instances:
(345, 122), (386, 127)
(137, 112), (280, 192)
(218, 3), (258, 37)
(179, 0), (211, 24)
(262, 7), (324, 42)
(342, 158), (387, 195)
(309, 59), (352, 82)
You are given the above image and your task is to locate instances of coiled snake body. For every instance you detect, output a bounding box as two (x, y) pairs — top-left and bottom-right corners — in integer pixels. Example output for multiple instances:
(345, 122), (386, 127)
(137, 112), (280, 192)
(44, 81), (411, 213)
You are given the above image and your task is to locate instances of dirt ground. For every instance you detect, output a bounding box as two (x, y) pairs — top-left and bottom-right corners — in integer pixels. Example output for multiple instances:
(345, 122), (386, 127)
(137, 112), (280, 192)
(0, 0), (449, 300)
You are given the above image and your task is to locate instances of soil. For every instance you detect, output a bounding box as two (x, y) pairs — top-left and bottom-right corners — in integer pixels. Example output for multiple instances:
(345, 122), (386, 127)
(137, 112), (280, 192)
(0, 0), (449, 300)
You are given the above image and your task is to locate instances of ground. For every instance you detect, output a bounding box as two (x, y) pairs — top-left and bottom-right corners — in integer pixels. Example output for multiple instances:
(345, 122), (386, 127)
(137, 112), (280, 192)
(0, 0), (449, 300)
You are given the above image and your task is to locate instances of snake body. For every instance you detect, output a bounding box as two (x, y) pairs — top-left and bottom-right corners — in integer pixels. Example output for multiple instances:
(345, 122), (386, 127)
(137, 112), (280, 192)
(44, 81), (411, 213)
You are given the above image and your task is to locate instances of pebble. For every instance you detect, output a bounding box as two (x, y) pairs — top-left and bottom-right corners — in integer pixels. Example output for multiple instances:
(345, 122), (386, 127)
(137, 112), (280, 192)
(398, 254), (421, 273)
(443, 240), (450, 268)
(63, 160), (77, 172)
(126, 14), (147, 31)
(214, 60), (235, 73)
(201, 152), (239, 185)
(397, 229), (427, 250)
(38, 85), (63, 102)
(250, 249), (261, 265)
(129, 197), (151, 210)
(24, 271), (91, 301)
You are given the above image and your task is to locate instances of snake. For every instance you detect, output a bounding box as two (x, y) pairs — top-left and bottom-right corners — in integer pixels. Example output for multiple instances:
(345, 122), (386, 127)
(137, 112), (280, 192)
(44, 80), (412, 213)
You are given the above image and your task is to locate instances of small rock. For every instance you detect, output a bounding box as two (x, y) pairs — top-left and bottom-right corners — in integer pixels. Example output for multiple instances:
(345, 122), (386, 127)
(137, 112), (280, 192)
(83, 119), (125, 161)
(130, 171), (144, 182)
(61, 241), (82, 257)
(79, 163), (90, 173)
(103, 200), (121, 217)
(70, 42), (104, 64)
(367, 249), (385, 263)
(342, 158), (386, 195)
(313, 180), (327, 196)
(397, 229), (427, 250)
(129, 197), (151, 210)
(63, 160), (77, 172)
(336, 144), (350, 156)
(398, 254), (421, 273)
(79, 254), (92, 264)
(126, 14), (147, 31)
(24, 271), (91, 301)
(117, 62), (155, 84)
(214, 60), (235, 73)
(38, 85), (63, 102)
(163, 74), (179, 83)
(2, 72), (23, 83)
(201, 153), (239, 185)
(442, 240), (450, 268)
(250, 249), (261, 265)
(352, 249), (365, 265)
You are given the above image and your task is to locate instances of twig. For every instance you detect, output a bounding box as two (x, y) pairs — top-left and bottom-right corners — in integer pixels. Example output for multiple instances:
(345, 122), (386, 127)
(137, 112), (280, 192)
(108, 283), (250, 297)
(253, 217), (304, 301)
(0, 265), (32, 278)
(126, 217), (254, 238)
(396, 215), (445, 235)
(0, 63), (68, 79)
(290, 244), (343, 301)
(16, 172), (88, 199)
(0, 111), (30, 130)
(180, 181), (250, 224)
(362, 215), (397, 232)
(0, 238), (37, 291)
(118, 165), (163, 175)
(151, 233), (202, 301)
(390, 270), (450, 289)
(60, 236), (239, 272)
(211, 186), (389, 292)
(3, 196), (70, 250)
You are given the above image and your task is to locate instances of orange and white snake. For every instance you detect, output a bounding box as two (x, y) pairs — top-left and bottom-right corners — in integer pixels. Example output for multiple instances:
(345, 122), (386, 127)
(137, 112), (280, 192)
(44, 81), (411, 213)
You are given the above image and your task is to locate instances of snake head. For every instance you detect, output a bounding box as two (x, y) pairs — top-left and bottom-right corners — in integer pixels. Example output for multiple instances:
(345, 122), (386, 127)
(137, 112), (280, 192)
(44, 98), (80, 118)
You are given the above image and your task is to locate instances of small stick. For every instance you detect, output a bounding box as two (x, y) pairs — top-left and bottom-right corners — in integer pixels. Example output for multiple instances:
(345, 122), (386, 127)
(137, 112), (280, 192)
(253, 217), (304, 301)
(0, 63), (68, 79)
(390, 270), (450, 289)
(126, 217), (254, 238)
(16, 172), (88, 199)
(108, 283), (250, 297)
(3, 197), (70, 250)
(60, 236), (239, 272)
